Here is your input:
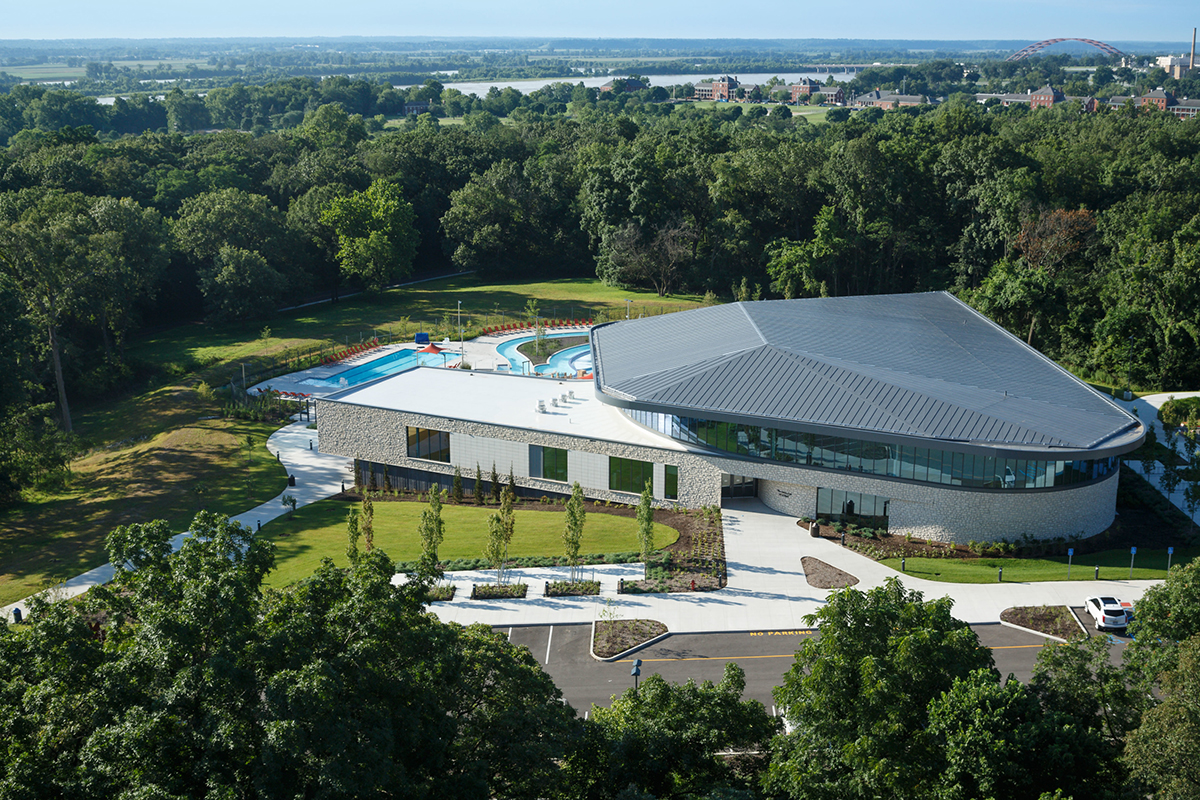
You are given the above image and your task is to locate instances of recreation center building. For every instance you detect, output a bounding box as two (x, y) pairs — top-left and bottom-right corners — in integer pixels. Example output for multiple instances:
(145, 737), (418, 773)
(316, 292), (1144, 543)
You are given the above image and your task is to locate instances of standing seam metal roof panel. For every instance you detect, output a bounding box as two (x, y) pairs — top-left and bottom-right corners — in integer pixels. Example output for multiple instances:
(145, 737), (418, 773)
(591, 293), (1141, 452)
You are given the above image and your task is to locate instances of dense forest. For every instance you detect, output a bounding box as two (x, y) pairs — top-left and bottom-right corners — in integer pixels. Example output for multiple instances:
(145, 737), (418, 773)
(2, 73), (1200, 499)
(2, 515), (1198, 799)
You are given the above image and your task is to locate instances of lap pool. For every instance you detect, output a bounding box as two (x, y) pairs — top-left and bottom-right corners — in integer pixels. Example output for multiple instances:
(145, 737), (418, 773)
(302, 348), (453, 388)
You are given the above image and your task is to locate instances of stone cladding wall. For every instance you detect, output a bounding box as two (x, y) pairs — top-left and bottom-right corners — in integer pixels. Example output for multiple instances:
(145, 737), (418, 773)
(319, 400), (1120, 543)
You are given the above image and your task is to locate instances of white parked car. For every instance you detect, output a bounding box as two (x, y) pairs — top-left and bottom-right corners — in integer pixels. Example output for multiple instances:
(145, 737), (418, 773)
(1084, 596), (1130, 631)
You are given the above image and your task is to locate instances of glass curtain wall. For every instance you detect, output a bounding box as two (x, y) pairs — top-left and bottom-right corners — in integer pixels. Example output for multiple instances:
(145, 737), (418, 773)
(623, 409), (1117, 490)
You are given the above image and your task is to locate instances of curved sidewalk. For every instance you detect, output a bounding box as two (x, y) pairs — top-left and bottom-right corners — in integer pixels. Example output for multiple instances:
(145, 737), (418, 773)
(419, 498), (1161, 632)
(2, 418), (352, 623)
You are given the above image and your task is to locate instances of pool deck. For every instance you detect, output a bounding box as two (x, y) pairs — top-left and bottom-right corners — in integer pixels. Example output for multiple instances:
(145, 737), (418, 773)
(246, 326), (590, 397)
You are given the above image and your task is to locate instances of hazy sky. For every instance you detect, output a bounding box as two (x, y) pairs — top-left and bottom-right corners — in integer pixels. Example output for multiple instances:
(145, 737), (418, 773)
(4, 0), (1195, 45)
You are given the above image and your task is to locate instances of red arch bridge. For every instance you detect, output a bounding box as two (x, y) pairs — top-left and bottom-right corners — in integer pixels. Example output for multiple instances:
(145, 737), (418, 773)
(1006, 38), (1125, 62)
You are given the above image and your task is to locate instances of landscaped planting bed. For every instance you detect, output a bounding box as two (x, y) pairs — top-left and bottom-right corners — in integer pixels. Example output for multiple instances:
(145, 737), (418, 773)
(619, 505), (726, 594)
(593, 619), (668, 658)
(545, 580), (600, 597)
(471, 583), (527, 599)
(1001, 606), (1082, 640)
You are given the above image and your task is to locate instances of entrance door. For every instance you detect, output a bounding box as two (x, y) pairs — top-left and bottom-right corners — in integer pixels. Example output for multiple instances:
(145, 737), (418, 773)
(721, 474), (757, 499)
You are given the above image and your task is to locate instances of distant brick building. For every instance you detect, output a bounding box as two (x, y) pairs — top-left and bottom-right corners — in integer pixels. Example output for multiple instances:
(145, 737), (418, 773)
(789, 78), (822, 102)
(711, 76), (740, 101)
(1029, 85), (1065, 109)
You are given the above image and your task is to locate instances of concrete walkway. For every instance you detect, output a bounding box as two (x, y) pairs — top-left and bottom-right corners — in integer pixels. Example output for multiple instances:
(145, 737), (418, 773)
(6, 379), (1190, 632)
(2, 418), (352, 623)
(416, 498), (1161, 631)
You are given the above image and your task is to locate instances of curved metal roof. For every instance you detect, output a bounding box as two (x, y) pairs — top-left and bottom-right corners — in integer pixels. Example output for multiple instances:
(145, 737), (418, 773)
(591, 293), (1143, 456)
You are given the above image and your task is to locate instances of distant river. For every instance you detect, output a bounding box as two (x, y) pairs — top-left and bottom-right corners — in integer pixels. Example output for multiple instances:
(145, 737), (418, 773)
(396, 70), (858, 96)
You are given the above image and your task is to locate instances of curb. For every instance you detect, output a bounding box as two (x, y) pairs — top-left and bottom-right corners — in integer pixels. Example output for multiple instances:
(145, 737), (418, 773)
(998, 617), (1069, 644)
(589, 619), (673, 662)
(1066, 605), (1092, 637)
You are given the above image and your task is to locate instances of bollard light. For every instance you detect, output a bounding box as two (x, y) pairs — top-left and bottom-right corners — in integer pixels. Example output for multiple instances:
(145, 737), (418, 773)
(998, 567), (1003, 583)
(1095, 565), (1100, 580)
(901, 557), (906, 572)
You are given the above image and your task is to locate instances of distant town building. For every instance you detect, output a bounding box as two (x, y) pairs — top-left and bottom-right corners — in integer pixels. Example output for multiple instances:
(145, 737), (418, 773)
(1156, 54), (1194, 80)
(789, 78), (822, 101)
(852, 89), (930, 109)
(599, 78), (647, 93)
(1029, 85), (1065, 109)
(710, 76), (740, 101)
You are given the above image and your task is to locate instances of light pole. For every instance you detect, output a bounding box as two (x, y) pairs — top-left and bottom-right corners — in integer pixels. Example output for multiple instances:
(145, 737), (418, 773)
(457, 300), (463, 358)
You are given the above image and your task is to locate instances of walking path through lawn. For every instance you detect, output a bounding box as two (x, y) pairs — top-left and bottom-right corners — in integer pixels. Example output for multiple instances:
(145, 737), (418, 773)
(2, 418), (353, 624)
(5, 384), (1192, 634)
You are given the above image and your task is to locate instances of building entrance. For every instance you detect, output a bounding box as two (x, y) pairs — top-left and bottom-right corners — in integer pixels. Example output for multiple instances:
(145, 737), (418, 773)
(721, 474), (757, 499)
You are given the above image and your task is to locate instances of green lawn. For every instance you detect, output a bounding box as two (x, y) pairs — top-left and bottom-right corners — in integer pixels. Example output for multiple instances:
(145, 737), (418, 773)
(0, 416), (287, 607)
(5, 276), (694, 605)
(260, 498), (679, 588)
(882, 545), (1198, 584)
(124, 275), (703, 394)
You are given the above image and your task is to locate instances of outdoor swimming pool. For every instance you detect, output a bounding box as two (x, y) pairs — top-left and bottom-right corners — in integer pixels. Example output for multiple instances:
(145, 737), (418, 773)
(303, 348), (453, 387)
(495, 333), (593, 376)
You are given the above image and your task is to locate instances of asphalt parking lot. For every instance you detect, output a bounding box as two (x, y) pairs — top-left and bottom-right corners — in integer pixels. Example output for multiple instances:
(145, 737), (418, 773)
(501, 623), (1060, 712)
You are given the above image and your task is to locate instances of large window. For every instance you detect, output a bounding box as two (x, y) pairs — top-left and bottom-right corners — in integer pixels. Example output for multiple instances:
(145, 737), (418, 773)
(623, 409), (1118, 491)
(610, 457), (654, 494)
(530, 445), (569, 482)
(406, 426), (450, 463)
(664, 465), (678, 500)
(816, 487), (889, 526)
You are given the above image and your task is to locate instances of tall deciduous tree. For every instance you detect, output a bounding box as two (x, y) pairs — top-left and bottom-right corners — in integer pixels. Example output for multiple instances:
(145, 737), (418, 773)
(0, 195), (93, 432)
(568, 662), (780, 798)
(563, 481), (586, 583)
(766, 579), (993, 799)
(1, 511), (578, 798)
(417, 483), (445, 579)
(321, 179), (418, 292)
(637, 479), (655, 576)
(197, 245), (286, 323)
(1124, 634), (1200, 798)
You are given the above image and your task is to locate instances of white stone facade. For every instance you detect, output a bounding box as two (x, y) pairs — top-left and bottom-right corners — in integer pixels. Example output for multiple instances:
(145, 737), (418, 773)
(318, 400), (1122, 544)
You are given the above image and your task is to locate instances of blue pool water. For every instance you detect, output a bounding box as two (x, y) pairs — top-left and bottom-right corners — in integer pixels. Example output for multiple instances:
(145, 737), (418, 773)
(496, 332), (593, 375)
(303, 348), (452, 387)
(534, 344), (593, 375)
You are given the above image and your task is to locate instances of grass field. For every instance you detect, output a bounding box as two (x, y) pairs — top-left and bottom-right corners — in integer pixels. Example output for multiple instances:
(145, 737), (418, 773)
(1, 276), (696, 606)
(5, 59), (199, 81)
(260, 498), (679, 588)
(124, 275), (702, 395)
(0, 411), (287, 606)
(882, 545), (1198, 584)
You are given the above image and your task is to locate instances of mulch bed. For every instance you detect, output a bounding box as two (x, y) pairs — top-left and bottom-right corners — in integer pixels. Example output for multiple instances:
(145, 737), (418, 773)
(471, 583), (527, 599)
(801, 556), (859, 589)
(1000, 606), (1082, 640)
(594, 618), (668, 658)
(546, 580), (600, 597)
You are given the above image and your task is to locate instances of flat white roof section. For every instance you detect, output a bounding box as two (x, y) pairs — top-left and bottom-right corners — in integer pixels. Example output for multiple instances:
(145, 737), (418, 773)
(322, 367), (689, 451)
